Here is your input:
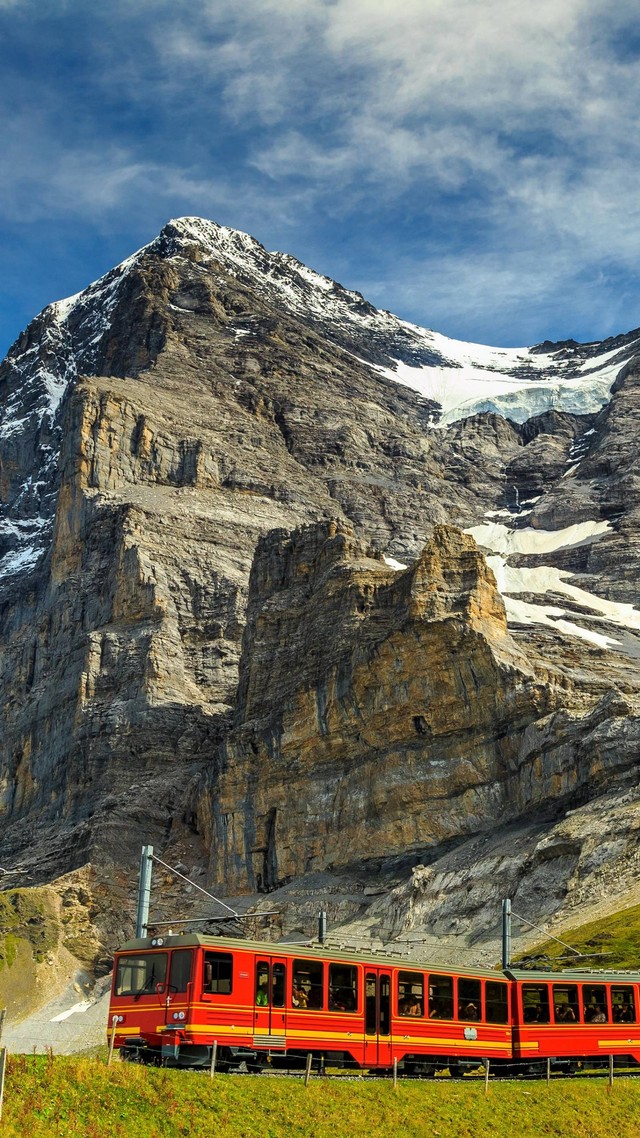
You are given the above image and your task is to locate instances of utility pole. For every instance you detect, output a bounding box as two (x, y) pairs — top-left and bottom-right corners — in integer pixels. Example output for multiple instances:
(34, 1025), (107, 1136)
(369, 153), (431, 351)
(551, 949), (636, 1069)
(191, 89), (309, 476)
(502, 898), (511, 970)
(135, 845), (154, 938)
(318, 908), (327, 945)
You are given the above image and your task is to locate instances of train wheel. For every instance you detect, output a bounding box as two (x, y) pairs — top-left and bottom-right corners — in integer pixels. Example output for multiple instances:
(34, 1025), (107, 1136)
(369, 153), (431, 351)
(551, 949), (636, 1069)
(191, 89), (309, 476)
(404, 1060), (435, 1078)
(247, 1053), (269, 1074)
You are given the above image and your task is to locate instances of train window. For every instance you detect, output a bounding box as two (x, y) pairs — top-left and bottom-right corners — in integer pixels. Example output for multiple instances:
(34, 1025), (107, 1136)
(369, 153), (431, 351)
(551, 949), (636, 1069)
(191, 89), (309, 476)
(458, 978), (481, 1021)
(582, 984), (608, 1023)
(398, 971), (424, 1017)
(272, 963), (286, 1008)
(379, 975), (391, 1036)
(293, 960), (324, 1009)
(169, 950), (193, 994)
(612, 987), (636, 1023)
(115, 953), (167, 997)
(552, 984), (579, 1024)
(329, 964), (358, 1012)
(428, 975), (454, 1020)
(256, 961), (270, 1005)
(485, 981), (509, 1024)
(522, 984), (550, 1024)
(203, 951), (233, 995)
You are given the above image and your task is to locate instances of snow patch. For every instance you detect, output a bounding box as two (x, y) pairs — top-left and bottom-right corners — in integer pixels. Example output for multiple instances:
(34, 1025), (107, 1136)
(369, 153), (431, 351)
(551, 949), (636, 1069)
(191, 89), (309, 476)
(39, 367), (71, 417)
(0, 414), (33, 439)
(500, 593), (621, 649)
(50, 292), (82, 322)
(487, 556), (640, 633)
(0, 543), (42, 579)
(383, 555), (408, 570)
(50, 1001), (92, 1023)
(373, 350), (623, 427)
(466, 519), (611, 555)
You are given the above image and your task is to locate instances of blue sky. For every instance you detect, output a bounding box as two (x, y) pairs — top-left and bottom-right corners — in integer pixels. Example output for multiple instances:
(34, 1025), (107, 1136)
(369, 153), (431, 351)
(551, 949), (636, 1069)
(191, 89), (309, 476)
(2, 0), (640, 358)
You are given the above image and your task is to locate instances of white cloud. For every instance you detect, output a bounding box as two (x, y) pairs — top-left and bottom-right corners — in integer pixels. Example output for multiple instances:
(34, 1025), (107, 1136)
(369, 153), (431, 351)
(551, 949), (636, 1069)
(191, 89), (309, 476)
(141, 1), (640, 273)
(3, 0), (640, 343)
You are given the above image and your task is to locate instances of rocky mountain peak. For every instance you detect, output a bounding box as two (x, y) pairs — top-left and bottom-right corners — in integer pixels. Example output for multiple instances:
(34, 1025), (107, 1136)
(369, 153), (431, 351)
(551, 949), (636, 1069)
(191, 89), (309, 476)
(406, 525), (509, 631)
(3, 216), (640, 965)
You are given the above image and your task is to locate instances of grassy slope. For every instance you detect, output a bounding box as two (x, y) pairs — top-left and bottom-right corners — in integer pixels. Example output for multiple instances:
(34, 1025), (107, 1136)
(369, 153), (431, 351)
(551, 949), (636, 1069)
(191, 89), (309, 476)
(0, 887), (60, 1016)
(521, 903), (640, 970)
(1, 1057), (640, 1138)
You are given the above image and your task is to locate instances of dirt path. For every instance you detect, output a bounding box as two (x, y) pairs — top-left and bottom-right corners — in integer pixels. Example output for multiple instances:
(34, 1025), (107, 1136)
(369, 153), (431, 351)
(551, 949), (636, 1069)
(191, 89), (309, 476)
(3, 973), (111, 1055)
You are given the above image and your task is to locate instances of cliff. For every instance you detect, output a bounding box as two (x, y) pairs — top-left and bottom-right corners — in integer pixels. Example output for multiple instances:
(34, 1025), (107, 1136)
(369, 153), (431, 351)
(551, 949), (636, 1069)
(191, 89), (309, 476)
(1, 217), (640, 970)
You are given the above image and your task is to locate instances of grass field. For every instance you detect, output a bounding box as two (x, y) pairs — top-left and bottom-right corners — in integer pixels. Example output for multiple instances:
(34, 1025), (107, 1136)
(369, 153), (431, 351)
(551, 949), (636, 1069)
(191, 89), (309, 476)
(1, 1055), (640, 1138)
(526, 903), (640, 970)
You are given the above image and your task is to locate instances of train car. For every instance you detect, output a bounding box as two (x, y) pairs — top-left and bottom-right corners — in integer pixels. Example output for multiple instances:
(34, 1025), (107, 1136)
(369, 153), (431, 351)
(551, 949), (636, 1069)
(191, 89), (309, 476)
(508, 967), (640, 1072)
(108, 933), (640, 1074)
(108, 933), (511, 1072)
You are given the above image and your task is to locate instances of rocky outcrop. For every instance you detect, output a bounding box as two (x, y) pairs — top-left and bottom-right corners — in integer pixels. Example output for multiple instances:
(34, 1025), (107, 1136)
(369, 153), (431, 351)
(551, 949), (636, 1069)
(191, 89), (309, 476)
(203, 521), (568, 893)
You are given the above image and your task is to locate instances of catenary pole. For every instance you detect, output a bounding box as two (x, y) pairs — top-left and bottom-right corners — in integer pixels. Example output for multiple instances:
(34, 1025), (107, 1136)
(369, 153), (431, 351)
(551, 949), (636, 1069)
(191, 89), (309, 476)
(502, 898), (511, 970)
(135, 845), (154, 939)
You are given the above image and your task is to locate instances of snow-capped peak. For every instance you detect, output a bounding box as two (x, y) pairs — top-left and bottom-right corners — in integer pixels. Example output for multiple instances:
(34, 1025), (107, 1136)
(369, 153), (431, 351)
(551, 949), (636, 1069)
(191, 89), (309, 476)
(2, 214), (639, 588)
(154, 217), (636, 425)
(10, 214), (632, 433)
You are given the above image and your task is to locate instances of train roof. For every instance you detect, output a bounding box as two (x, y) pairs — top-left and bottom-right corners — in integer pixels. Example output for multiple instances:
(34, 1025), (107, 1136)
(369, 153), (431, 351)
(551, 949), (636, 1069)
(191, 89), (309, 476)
(114, 935), (640, 982)
(506, 966), (640, 983)
(114, 933), (501, 977)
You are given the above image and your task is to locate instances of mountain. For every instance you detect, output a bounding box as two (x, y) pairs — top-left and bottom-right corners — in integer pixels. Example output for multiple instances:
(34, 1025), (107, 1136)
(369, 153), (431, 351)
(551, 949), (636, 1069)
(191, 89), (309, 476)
(1, 217), (640, 979)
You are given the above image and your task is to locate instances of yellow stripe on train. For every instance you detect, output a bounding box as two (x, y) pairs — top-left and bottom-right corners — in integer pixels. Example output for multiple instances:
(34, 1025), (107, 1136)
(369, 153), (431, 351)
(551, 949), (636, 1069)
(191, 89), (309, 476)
(181, 1025), (511, 1050)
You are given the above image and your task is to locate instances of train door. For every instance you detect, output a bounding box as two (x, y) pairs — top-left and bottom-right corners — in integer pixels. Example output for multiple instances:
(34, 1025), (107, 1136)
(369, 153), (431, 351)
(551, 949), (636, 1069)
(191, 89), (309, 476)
(253, 956), (288, 1046)
(364, 970), (393, 1067)
(162, 949), (193, 1024)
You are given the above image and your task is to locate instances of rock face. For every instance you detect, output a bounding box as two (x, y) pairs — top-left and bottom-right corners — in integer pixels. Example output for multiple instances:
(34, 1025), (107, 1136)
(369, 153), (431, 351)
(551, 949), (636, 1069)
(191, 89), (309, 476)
(2, 216), (640, 963)
(204, 521), (556, 893)
(203, 520), (640, 902)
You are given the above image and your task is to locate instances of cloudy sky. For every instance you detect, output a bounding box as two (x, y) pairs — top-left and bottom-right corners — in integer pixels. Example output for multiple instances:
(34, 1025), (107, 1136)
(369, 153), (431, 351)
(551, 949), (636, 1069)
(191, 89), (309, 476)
(2, 0), (640, 356)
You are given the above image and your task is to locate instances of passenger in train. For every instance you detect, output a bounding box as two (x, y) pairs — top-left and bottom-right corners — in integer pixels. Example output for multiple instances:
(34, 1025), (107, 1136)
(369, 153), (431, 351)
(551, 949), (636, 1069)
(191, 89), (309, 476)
(586, 1005), (607, 1023)
(330, 992), (355, 1012)
(292, 982), (308, 1008)
(429, 1001), (448, 1019)
(307, 987), (323, 1009)
(554, 1003), (576, 1022)
(460, 1002), (479, 1021)
(613, 1002), (634, 1023)
(399, 995), (422, 1017)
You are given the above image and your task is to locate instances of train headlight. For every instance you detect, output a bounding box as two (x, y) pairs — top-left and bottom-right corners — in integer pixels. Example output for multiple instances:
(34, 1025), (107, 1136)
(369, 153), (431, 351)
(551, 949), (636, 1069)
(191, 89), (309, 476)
(117, 1015), (124, 1024)
(178, 1012), (185, 1020)
(151, 937), (164, 947)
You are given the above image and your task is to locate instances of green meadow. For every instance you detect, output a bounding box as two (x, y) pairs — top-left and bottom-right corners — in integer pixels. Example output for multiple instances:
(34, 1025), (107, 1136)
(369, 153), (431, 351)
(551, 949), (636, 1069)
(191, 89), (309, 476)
(526, 903), (640, 971)
(1, 1055), (640, 1138)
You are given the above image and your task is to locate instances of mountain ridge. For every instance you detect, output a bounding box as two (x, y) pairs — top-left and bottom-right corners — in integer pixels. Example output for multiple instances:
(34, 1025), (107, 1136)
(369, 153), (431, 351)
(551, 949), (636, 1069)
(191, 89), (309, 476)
(2, 215), (640, 981)
(3, 214), (638, 589)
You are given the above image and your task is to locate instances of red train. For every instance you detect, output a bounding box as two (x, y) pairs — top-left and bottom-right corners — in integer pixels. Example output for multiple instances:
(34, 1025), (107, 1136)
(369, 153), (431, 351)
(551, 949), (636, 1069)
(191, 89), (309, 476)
(107, 933), (640, 1074)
